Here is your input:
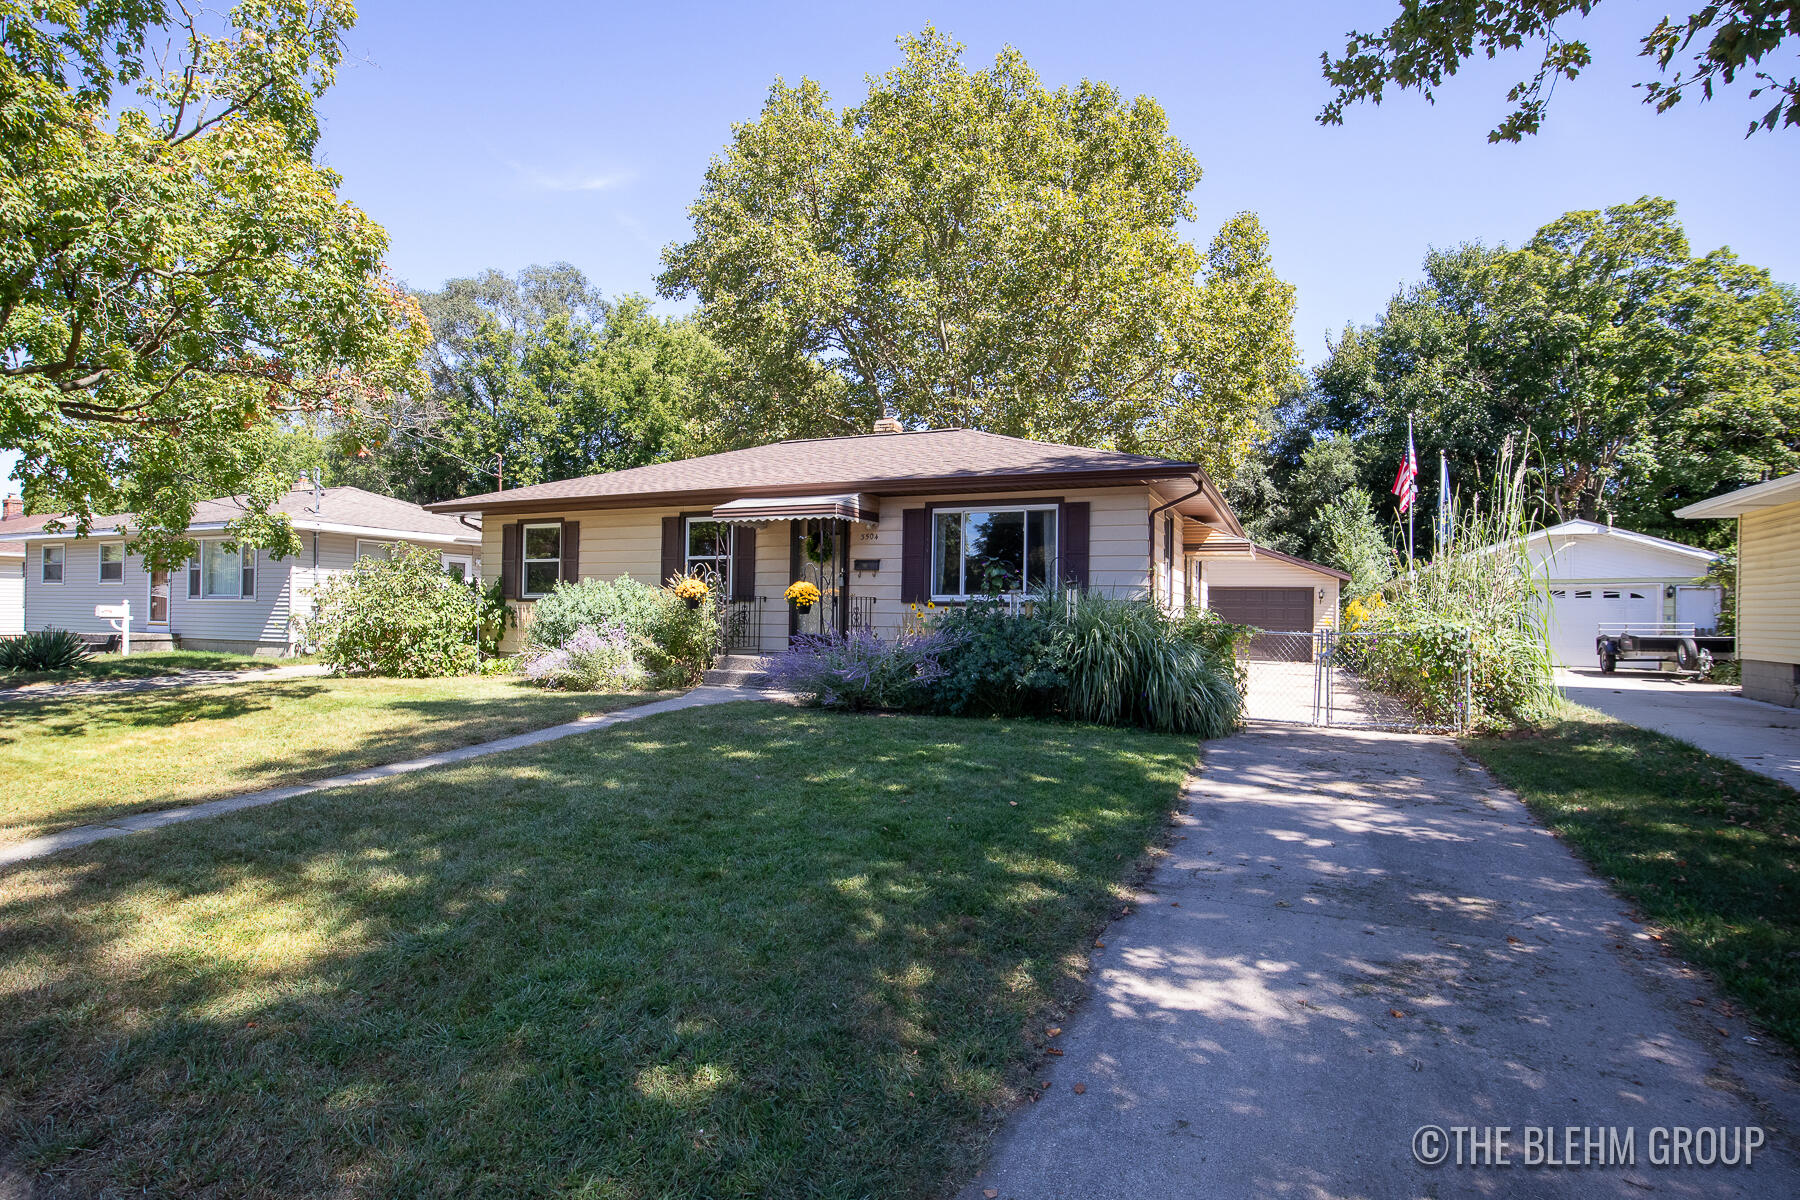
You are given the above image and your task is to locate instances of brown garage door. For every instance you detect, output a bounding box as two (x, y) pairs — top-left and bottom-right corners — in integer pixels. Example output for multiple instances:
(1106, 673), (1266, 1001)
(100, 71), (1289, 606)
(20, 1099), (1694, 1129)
(1208, 586), (1315, 631)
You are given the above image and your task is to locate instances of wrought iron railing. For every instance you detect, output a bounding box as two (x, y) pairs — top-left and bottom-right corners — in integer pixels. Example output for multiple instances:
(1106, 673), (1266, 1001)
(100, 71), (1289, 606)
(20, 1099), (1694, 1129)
(849, 594), (876, 633)
(720, 598), (764, 653)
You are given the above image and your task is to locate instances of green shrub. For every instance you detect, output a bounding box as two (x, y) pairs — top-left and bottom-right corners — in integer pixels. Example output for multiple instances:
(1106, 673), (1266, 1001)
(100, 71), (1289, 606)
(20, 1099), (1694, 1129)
(0, 629), (91, 673)
(299, 544), (479, 677)
(525, 576), (667, 651)
(930, 600), (1064, 716)
(526, 575), (719, 688)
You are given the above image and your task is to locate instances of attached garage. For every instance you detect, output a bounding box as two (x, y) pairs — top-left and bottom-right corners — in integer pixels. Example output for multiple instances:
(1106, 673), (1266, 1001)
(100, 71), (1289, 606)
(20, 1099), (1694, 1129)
(1207, 586), (1315, 631)
(1185, 532), (1350, 640)
(1520, 520), (1722, 669)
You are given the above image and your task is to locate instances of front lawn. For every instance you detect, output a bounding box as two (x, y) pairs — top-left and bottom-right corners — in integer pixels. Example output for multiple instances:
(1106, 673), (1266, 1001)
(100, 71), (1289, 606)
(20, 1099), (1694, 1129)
(0, 676), (668, 844)
(0, 648), (293, 687)
(1467, 704), (1800, 1048)
(0, 705), (1194, 1198)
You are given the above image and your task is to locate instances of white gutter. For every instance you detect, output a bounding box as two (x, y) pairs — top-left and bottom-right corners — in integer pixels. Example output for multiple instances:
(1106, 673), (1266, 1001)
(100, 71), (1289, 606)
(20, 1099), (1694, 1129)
(0, 519), (478, 546)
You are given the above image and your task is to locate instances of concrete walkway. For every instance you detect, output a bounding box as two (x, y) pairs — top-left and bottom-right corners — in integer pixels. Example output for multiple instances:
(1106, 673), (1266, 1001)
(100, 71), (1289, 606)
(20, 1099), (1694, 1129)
(962, 724), (1800, 1199)
(0, 686), (784, 868)
(1559, 669), (1800, 792)
(0, 662), (331, 701)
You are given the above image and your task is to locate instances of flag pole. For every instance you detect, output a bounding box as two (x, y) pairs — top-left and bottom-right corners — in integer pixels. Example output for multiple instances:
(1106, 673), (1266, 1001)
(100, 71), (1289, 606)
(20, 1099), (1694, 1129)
(1407, 412), (1416, 568)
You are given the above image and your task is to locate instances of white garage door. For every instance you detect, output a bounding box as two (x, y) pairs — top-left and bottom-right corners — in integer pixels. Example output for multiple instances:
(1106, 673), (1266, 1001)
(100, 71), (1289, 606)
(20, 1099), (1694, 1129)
(1544, 587), (1659, 667)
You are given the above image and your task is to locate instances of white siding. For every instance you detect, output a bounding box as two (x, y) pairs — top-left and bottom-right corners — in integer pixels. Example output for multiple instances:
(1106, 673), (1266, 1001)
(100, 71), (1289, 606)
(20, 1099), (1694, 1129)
(0, 555), (22, 635)
(1524, 531), (1713, 582)
(22, 530), (474, 654)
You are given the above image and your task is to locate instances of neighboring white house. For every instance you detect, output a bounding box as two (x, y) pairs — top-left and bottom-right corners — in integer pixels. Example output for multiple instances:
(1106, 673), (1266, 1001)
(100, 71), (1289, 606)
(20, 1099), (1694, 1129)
(1520, 519), (1723, 667)
(0, 484), (481, 656)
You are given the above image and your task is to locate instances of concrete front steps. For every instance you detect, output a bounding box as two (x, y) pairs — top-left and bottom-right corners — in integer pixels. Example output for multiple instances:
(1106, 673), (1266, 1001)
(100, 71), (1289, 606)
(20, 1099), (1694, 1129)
(701, 654), (774, 688)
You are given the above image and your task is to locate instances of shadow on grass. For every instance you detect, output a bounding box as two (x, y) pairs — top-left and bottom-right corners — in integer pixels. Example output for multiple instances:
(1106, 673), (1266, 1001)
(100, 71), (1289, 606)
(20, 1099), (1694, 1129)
(0, 680), (662, 842)
(0, 704), (1195, 1199)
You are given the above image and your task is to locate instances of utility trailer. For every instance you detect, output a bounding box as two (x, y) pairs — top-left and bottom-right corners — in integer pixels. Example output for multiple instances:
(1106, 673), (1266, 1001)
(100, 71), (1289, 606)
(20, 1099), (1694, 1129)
(1595, 623), (1735, 675)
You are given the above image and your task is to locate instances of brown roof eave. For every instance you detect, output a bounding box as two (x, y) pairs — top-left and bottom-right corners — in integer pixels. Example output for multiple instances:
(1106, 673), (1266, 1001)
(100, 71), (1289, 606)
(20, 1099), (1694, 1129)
(425, 465), (1203, 516)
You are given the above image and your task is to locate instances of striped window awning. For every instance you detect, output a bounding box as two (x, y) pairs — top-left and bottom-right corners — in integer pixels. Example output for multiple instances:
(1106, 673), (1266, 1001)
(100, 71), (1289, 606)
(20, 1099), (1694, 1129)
(709, 493), (880, 525)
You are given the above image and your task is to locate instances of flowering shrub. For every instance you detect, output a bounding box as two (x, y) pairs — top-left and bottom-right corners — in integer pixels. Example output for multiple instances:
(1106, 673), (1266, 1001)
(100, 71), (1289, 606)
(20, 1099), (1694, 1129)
(300, 544), (478, 677)
(767, 628), (948, 710)
(784, 580), (821, 607)
(525, 574), (719, 686)
(523, 622), (645, 691)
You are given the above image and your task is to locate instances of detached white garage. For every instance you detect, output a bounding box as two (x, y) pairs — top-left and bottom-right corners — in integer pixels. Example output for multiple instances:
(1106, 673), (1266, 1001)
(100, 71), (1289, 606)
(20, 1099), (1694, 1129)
(1521, 520), (1722, 667)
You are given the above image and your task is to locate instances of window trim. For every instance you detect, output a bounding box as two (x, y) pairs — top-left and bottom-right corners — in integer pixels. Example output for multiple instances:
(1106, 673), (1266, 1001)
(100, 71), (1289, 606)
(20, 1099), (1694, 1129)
(927, 501), (1061, 602)
(683, 516), (732, 593)
(355, 539), (395, 562)
(40, 543), (64, 584)
(190, 538), (257, 600)
(520, 521), (562, 599)
(98, 541), (125, 584)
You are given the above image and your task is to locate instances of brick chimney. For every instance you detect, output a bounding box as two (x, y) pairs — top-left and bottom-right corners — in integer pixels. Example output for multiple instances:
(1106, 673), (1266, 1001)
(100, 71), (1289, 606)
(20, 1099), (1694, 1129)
(1, 494), (20, 521)
(872, 415), (904, 434)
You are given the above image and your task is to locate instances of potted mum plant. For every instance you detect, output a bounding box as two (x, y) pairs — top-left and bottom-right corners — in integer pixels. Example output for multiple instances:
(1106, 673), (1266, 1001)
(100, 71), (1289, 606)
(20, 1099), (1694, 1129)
(785, 580), (821, 613)
(671, 573), (711, 610)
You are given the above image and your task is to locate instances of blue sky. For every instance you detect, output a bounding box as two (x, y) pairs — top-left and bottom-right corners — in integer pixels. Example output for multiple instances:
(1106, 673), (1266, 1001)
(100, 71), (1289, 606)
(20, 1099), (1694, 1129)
(5, 0), (1796, 493)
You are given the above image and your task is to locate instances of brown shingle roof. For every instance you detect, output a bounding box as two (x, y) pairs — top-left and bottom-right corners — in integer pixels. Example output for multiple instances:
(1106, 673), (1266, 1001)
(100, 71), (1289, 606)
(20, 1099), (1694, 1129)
(429, 428), (1204, 514)
(0, 486), (477, 543)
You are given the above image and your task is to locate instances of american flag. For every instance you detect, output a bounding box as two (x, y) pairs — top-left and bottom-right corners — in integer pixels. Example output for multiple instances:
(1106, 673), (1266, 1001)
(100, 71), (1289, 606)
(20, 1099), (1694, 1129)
(1391, 429), (1418, 514)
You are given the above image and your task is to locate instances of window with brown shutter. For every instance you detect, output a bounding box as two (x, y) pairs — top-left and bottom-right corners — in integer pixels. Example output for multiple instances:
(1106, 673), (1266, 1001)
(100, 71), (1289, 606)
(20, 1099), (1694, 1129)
(1059, 502), (1090, 588)
(900, 508), (928, 603)
(500, 522), (521, 599)
(560, 520), (580, 583)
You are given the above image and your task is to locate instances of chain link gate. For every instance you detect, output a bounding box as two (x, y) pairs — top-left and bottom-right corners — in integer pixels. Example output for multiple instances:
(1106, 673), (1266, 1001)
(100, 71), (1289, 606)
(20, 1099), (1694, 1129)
(1236, 629), (1470, 732)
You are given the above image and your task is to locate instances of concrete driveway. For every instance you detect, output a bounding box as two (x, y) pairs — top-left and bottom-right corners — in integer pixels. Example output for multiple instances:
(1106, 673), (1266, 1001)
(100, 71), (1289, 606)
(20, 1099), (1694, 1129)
(1558, 669), (1800, 792)
(962, 724), (1800, 1199)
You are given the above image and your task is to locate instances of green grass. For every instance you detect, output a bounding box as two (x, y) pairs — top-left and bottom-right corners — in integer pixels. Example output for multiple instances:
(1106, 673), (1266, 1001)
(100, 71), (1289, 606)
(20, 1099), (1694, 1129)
(1466, 704), (1800, 1048)
(0, 676), (668, 844)
(0, 705), (1194, 1198)
(0, 648), (296, 687)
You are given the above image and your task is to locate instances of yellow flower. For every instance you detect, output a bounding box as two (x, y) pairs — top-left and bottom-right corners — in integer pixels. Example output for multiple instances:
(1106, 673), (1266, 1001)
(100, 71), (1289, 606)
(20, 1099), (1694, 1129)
(670, 574), (710, 601)
(785, 581), (821, 606)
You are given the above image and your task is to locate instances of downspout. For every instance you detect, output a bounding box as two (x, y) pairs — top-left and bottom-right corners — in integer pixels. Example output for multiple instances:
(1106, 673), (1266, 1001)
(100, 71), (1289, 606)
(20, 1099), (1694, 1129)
(1149, 476), (1205, 608)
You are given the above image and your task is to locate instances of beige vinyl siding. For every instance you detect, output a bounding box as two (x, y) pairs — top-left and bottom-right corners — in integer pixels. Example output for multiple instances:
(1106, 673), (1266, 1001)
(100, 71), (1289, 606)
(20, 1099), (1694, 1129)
(481, 505), (684, 651)
(0, 555), (22, 635)
(1740, 501), (1800, 665)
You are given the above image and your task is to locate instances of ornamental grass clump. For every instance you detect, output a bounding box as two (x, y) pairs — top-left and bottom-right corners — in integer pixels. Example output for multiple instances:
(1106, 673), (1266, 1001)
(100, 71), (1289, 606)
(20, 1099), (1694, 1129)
(523, 622), (645, 691)
(1358, 446), (1558, 729)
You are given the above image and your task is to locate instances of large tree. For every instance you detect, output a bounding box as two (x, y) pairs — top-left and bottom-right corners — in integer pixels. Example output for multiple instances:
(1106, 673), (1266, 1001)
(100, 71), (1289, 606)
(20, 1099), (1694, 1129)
(1320, 1), (1800, 141)
(0, 0), (426, 562)
(337, 266), (719, 503)
(658, 28), (1299, 481)
(1309, 197), (1800, 543)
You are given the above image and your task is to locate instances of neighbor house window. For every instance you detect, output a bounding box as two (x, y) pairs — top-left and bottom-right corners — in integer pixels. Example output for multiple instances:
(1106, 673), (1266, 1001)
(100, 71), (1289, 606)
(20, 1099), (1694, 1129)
(522, 523), (561, 597)
(685, 518), (731, 591)
(930, 505), (1057, 599)
(98, 542), (124, 583)
(355, 540), (394, 561)
(189, 540), (256, 599)
(40, 544), (63, 583)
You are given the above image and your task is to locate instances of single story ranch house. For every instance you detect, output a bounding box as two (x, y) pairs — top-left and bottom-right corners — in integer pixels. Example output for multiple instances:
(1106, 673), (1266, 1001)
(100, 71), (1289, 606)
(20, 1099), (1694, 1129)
(428, 421), (1345, 653)
(0, 483), (481, 656)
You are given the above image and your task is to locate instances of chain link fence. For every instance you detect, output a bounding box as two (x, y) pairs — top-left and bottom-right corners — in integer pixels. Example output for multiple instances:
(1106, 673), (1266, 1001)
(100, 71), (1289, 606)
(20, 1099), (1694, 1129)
(1236, 629), (1469, 732)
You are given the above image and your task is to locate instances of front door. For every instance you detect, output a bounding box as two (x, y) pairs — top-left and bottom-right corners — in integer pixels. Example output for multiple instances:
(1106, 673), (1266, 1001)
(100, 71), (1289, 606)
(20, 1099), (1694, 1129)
(789, 519), (846, 641)
(147, 569), (170, 626)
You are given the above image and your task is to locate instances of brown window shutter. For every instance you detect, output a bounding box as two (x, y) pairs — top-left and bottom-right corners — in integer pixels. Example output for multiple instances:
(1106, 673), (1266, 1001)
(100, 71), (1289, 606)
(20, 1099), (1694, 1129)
(560, 520), (580, 583)
(661, 515), (683, 586)
(1060, 502), (1089, 588)
(730, 525), (756, 601)
(900, 508), (928, 603)
(500, 522), (521, 599)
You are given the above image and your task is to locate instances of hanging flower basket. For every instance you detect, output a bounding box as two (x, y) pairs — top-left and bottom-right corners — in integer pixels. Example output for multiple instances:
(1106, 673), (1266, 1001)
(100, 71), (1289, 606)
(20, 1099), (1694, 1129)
(785, 580), (821, 613)
(671, 574), (710, 610)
